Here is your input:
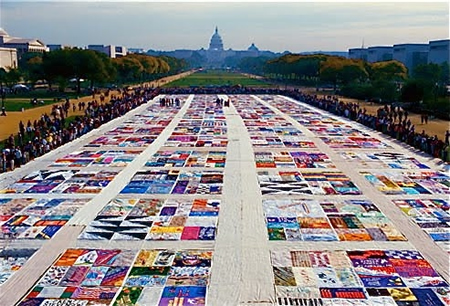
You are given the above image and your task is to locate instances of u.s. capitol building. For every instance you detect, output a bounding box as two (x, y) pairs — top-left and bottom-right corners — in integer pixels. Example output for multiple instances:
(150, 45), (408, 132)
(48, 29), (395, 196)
(146, 27), (283, 68)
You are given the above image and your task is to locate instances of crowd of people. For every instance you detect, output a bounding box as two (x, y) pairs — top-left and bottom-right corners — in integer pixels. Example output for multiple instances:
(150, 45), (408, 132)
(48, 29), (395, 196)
(282, 89), (450, 162)
(1, 85), (448, 173)
(161, 86), (450, 163)
(1, 86), (161, 173)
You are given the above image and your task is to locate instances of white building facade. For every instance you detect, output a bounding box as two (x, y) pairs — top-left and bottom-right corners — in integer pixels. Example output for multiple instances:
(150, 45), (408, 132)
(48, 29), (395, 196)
(87, 45), (127, 58)
(0, 47), (17, 71)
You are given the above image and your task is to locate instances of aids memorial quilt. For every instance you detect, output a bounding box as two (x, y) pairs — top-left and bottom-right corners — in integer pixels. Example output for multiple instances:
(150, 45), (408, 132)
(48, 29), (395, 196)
(263, 199), (405, 242)
(361, 171), (450, 195)
(0, 198), (90, 239)
(85, 135), (157, 148)
(258, 171), (361, 195)
(0, 248), (38, 286)
(271, 249), (449, 306)
(145, 150), (226, 168)
(1, 169), (120, 194)
(121, 170), (223, 195)
(340, 152), (430, 170)
(79, 198), (219, 241)
(320, 136), (391, 149)
(393, 199), (450, 253)
(255, 151), (334, 168)
(18, 248), (213, 306)
(51, 150), (141, 167)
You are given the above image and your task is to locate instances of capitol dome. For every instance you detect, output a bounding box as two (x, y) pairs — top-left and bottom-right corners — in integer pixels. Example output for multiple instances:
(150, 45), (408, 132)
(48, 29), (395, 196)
(247, 43), (259, 52)
(209, 26), (224, 51)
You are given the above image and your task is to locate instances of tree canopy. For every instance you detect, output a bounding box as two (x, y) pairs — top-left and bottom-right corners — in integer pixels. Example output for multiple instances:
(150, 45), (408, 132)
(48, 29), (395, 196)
(14, 48), (187, 92)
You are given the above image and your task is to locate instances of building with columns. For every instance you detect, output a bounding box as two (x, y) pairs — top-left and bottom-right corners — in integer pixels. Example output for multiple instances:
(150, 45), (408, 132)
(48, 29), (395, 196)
(0, 28), (47, 59)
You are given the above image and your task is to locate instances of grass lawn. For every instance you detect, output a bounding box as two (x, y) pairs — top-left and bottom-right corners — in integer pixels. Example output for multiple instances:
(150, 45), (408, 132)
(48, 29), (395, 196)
(3, 98), (59, 112)
(163, 70), (272, 88)
(2, 88), (89, 112)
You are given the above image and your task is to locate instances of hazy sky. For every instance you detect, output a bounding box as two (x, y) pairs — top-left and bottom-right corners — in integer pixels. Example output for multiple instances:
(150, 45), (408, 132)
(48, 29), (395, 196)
(1, 1), (449, 53)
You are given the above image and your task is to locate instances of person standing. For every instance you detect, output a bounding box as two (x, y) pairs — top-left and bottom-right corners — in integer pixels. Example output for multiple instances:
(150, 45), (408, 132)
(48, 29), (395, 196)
(1, 151), (6, 173)
(8, 134), (14, 148)
(14, 146), (22, 168)
(7, 149), (14, 171)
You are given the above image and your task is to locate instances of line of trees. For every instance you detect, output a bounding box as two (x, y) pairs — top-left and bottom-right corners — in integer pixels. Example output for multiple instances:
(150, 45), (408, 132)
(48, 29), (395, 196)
(1, 48), (188, 94)
(236, 53), (449, 119)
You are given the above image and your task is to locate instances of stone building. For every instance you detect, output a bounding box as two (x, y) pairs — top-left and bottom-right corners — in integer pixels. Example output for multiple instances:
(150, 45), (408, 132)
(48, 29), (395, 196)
(0, 47), (17, 71)
(0, 28), (47, 59)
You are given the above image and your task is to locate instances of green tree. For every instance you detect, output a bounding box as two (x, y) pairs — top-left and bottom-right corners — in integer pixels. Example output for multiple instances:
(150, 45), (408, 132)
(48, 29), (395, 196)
(71, 49), (114, 93)
(401, 79), (426, 103)
(319, 56), (367, 89)
(24, 56), (44, 87)
(413, 63), (441, 83)
(370, 61), (407, 82)
(411, 63), (443, 103)
(113, 56), (144, 83)
(293, 57), (321, 81)
(41, 48), (115, 92)
(339, 64), (367, 85)
(439, 62), (449, 85)
(159, 56), (186, 74)
(0, 68), (6, 90)
(238, 56), (270, 75)
(4, 68), (22, 90)
(42, 49), (73, 91)
(18, 52), (44, 87)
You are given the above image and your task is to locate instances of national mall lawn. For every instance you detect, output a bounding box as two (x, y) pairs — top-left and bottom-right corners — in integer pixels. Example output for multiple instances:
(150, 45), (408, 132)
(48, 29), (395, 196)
(162, 70), (271, 88)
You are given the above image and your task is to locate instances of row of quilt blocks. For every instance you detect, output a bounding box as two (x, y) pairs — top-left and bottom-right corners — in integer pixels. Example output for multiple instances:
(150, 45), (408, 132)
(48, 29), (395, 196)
(19, 248), (213, 306)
